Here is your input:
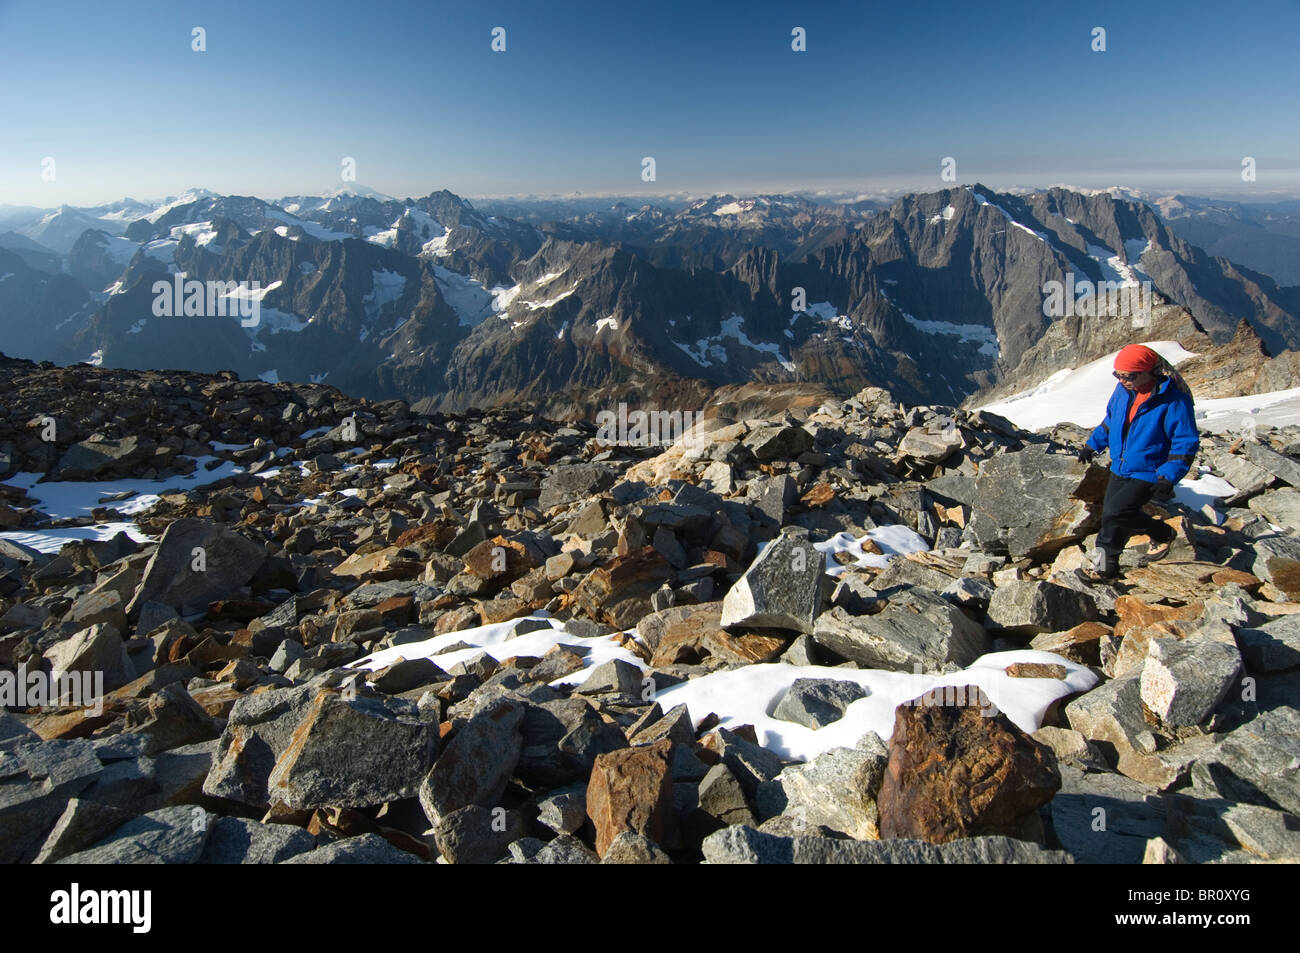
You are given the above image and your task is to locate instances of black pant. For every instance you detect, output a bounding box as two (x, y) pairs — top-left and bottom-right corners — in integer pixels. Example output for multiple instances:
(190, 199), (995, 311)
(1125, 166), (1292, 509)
(1097, 472), (1172, 557)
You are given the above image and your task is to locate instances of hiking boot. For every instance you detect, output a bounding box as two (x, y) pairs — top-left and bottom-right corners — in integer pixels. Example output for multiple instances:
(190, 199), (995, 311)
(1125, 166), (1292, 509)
(1138, 527), (1177, 567)
(1080, 548), (1120, 582)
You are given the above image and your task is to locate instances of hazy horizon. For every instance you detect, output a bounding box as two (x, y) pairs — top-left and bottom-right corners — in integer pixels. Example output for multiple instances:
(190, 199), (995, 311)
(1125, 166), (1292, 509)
(3, 0), (1298, 208)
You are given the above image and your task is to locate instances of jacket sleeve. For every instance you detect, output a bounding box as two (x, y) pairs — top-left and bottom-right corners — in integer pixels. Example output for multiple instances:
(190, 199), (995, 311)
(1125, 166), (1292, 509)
(1085, 420), (1109, 453)
(1156, 394), (1200, 484)
(1085, 389), (1117, 453)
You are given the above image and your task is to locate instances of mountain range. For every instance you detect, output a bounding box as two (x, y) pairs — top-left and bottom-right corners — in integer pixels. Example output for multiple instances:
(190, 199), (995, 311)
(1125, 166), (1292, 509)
(2, 183), (1299, 419)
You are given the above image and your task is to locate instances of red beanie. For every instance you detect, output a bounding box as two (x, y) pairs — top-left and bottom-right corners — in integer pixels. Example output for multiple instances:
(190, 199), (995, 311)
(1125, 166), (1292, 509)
(1114, 344), (1160, 373)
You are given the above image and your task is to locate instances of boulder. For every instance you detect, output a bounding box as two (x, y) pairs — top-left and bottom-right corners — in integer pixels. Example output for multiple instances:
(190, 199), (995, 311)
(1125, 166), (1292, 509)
(50, 436), (146, 480)
(771, 677), (869, 729)
(1250, 535), (1300, 599)
(1139, 637), (1242, 727)
(601, 831), (673, 864)
(812, 587), (989, 673)
(743, 424), (812, 462)
(196, 816), (317, 864)
(720, 534), (826, 634)
(55, 805), (209, 864)
(432, 804), (523, 864)
(126, 518), (267, 614)
(419, 697), (524, 826)
(964, 445), (1106, 559)
(586, 738), (675, 857)
(776, 732), (890, 839)
(1237, 615), (1300, 672)
(43, 622), (133, 695)
(267, 690), (437, 809)
(516, 696), (628, 787)
(877, 696), (1061, 843)
(538, 463), (617, 510)
(986, 580), (1098, 635)
(280, 832), (424, 864)
(701, 825), (1072, 864)
(202, 685), (318, 808)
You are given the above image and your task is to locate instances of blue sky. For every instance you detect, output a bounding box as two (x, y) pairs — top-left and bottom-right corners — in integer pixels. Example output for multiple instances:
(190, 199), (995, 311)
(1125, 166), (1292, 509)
(1, 0), (1298, 207)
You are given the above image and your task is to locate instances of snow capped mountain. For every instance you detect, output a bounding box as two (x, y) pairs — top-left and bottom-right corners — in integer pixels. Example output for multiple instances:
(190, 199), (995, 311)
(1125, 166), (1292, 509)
(2, 183), (1299, 420)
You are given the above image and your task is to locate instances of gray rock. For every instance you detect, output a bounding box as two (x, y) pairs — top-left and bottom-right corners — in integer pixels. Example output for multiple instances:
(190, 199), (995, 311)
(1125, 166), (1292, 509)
(280, 832), (424, 864)
(771, 677), (869, 729)
(33, 798), (135, 865)
(744, 425), (813, 462)
(125, 682), (219, 755)
(197, 816), (317, 864)
(50, 436), (146, 480)
(0, 712), (39, 752)
(703, 728), (784, 799)
(433, 804), (523, 864)
(601, 831), (672, 864)
(943, 575), (994, 608)
(965, 445), (1103, 559)
(419, 697), (524, 826)
(574, 658), (644, 696)
(776, 732), (889, 839)
(370, 657), (448, 694)
(517, 696), (628, 787)
(1222, 802), (1300, 860)
(1065, 674), (1159, 767)
(1211, 450), (1274, 503)
(1237, 615), (1300, 672)
(537, 786), (588, 835)
(812, 587), (990, 673)
(898, 426), (965, 465)
(518, 834), (599, 864)
(43, 622), (134, 694)
(267, 690), (437, 809)
(56, 805), (210, 864)
(269, 638), (307, 674)
(126, 518), (267, 614)
(202, 684), (318, 808)
(697, 763), (756, 827)
(721, 534), (825, 634)
(538, 464), (616, 510)
(987, 580), (1098, 635)
(1192, 704), (1300, 815)
(1250, 534), (1300, 597)
(66, 589), (127, 632)
(1140, 637), (1242, 727)
(749, 474), (797, 524)
(1248, 488), (1300, 533)
(0, 738), (104, 863)
(701, 825), (1071, 863)
(1242, 440), (1300, 489)
(1049, 765), (1164, 864)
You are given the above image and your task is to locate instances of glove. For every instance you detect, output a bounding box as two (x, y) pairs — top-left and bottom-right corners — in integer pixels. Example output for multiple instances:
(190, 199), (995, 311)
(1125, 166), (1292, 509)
(1151, 477), (1175, 502)
(1077, 446), (1095, 465)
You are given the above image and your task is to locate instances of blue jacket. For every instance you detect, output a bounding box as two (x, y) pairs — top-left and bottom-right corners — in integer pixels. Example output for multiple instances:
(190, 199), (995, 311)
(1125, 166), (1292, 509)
(1085, 376), (1200, 484)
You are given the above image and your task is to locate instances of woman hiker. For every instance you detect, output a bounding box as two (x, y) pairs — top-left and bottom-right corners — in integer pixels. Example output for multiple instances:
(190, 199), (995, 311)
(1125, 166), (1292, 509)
(1077, 344), (1200, 580)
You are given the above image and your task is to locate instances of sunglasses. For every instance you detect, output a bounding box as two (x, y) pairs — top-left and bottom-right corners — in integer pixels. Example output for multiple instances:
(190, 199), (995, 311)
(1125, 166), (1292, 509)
(1113, 371), (1144, 381)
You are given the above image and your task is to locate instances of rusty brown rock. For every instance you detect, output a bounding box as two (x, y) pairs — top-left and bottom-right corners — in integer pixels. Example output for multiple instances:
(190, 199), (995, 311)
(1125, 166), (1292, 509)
(876, 696), (1061, 844)
(800, 483), (835, 508)
(1005, 662), (1068, 679)
(1028, 621), (1108, 666)
(572, 546), (673, 629)
(586, 738), (675, 858)
(463, 536), (538, 581)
